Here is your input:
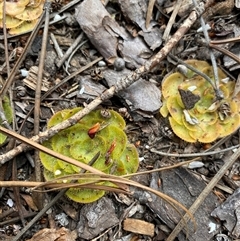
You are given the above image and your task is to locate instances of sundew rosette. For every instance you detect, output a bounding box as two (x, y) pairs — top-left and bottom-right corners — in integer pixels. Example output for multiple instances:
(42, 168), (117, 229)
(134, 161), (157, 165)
(39, 108), (139, 203)
(160, 60), (240, 143)
(0, 0), (44, 35)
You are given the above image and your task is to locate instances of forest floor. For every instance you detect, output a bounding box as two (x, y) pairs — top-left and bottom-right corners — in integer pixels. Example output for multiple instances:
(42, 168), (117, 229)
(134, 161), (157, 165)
(0, 0), (240, 240)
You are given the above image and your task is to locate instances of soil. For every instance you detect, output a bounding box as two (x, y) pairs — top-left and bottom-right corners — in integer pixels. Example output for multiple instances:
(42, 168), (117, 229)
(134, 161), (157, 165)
(0, 0), (240, 241)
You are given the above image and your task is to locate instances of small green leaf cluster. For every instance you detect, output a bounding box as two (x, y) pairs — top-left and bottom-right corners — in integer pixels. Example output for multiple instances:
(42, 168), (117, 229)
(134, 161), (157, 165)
(160, 60), (240, 143)
(39, 108), (139, 203)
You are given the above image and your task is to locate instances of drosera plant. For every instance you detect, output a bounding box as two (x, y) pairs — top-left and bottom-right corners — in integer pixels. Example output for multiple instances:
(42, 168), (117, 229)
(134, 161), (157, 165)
(160, 59), (240, 143)
(39, 107), (139, 203)
(0, 0), (44, 35)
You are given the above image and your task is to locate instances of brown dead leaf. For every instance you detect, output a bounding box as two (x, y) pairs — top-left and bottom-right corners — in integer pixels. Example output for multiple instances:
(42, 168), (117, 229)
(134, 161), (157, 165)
(123, 218), (155, 237)
(26, 228), (77, 241)
(20, 193), (38, 211)
(56, 228), (77, 241)
(26, 228), (60, 241)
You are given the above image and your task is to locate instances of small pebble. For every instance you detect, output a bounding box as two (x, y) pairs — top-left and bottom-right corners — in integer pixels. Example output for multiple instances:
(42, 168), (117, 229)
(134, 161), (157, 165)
(53, 14), (62, 22)
(208, 221), (219, 233)
(187, 161), (204, 169)
(114, 57), (125, 71)
(98, 60), (106, 67)
(7, 199), (14, 207)
(139, 157), (144, 162)
(20, 68), (28, 77)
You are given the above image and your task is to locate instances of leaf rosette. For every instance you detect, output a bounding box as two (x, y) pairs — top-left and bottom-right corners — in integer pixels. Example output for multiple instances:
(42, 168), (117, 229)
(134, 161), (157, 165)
(39, 108), (139, 203)
(160, 60), (240, 143)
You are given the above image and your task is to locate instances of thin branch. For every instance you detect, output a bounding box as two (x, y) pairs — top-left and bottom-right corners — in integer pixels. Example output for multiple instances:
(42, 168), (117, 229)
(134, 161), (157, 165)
(162, 0), (182, 41)
(0, 212), (37, 226)
(0, 157), (203, 186)
(3, 0), (10, 76)
(33, 0), (51, 209)
(34, 1), (51, 137)
(146, 0), (156, 29)
(209, 43), (240, 65)
(0, 125), (111, 175)
(150, 145), (239, 157)
(65, 39), (88, 74)
(50, 33), (64, 58)
(0, 156), (201, 187)
(34, 1), (51, 139)
(56, 0), (81, 15)
(56, 31), (84, 68)
(168, 53), (220, 93)
(210, 36), (240, 44)
(0, 0), (13, 132)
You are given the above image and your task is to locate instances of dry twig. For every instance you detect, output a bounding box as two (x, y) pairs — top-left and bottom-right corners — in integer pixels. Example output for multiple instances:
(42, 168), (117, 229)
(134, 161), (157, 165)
(146, 0), (155, 29)
(56, 32), (84, 68)
(33, 0), (51, 209)
(2, 0), (10, 76)
(192, 0), (222, 99)
(151, 145), (239, 157)
(162, 0), (182, 41)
